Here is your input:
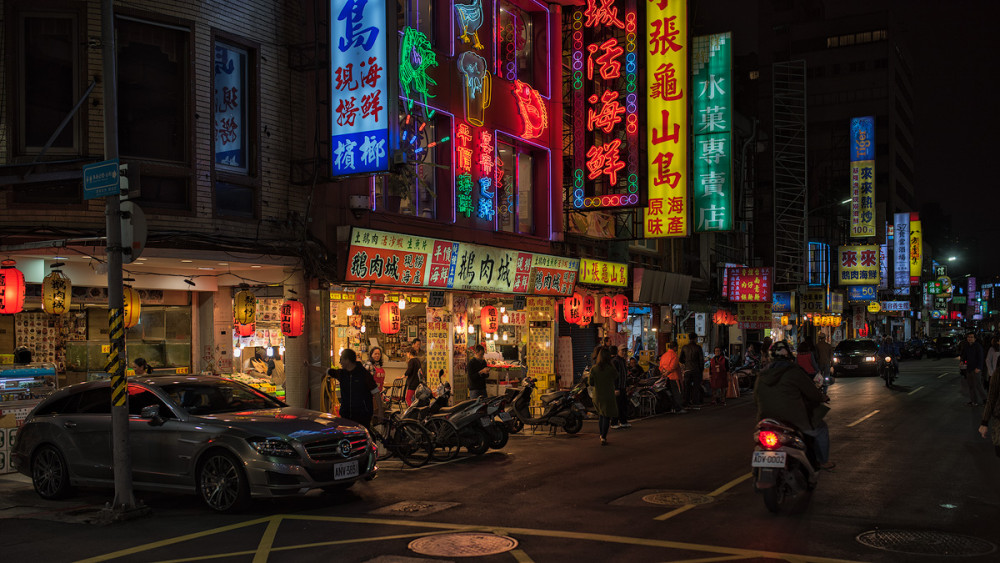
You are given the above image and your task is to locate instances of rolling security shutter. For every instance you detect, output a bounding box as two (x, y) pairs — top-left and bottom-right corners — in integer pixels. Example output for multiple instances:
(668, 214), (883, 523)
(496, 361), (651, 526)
(558, 317), (598, 379)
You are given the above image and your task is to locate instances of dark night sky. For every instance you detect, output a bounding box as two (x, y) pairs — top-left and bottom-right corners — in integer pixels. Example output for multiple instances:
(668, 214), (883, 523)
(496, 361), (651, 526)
(695, 0), (1000, 280)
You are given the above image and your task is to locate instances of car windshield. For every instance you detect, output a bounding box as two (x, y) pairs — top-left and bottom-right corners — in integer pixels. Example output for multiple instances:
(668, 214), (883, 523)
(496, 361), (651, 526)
(835, 340), (878, 353)
(159, 381), (283, 415)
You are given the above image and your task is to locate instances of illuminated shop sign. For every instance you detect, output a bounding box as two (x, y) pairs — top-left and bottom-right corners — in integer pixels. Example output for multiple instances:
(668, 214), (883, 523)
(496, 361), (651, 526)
(644, 0), (688, 236)
(727, 267), (773, 303)
(346, 228), (579, 296)
(737, 302), (771, 329)
(909, 214), (921, 285)
(578, 258), (628, 287)
(771, 291), (793, 313)
(849, 116), (875, 237)
(569, 0), (641, 210)
(512, 80), (547, 139)
(847, 285), (877, 302)
(692, 32), (732, 232)
(330, 0), (391, 176)
(838, 245), (880, 286)
(893, 212), (910, 288)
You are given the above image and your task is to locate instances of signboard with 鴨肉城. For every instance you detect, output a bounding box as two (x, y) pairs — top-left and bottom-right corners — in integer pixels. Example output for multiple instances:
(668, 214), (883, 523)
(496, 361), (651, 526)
(838, 245), (879, 286)
(345, 228), (578, 297)
(330, 0), (392, 176)
(726, 267), (773, 303)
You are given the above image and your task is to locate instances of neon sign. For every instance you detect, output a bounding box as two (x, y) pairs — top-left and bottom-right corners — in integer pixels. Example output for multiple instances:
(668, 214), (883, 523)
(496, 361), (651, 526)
(399, 27), (437, 119)
(512, 80), (547, 139)
(457, 51), (491, 127)
(456, 123), (474, 218)
(849, 116), (875, 237)
(570, 0), (640, 211)
(455, 0), (485, 50)
(477, 130), (495, 220)
(692, 32), (733, 232)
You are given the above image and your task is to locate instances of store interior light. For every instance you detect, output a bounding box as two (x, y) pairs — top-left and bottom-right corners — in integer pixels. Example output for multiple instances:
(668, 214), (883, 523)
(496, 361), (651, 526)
(399, 297), (407, 309)
(502, 313), (509, 324)
(493, 332), (499, 341)
(363, 296), (372, 307)
(502, 332), (508, 341)
(346, 306), (354, 316)
(234, 347), (242, 357)
(266, 347), (274, 357)
(279, 346), (285, 355)
(361, 323), (367, 333)
(652, 327), (658, 332)
(500, 306), (505, 313)
(468, 324), (476, 334)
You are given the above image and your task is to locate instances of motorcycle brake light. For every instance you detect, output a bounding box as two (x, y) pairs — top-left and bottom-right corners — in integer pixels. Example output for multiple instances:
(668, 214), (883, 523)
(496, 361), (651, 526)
(758, 431), (780, 449)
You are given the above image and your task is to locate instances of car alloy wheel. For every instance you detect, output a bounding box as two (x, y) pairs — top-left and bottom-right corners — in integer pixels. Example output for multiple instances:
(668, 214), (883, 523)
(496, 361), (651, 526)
(198, 452), (250, 512)
(32, 445), (72, 500)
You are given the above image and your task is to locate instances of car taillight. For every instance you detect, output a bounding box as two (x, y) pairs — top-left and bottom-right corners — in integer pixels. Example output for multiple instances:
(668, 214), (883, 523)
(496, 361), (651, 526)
(758, 431), (780, 449)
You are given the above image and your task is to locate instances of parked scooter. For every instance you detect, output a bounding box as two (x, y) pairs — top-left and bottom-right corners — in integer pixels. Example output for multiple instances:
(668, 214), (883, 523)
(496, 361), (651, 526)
(505, 376), (585, 434)
(751, 418), (819, 513)
(423, 394), (491, 456)
(482, 394), (512, 449)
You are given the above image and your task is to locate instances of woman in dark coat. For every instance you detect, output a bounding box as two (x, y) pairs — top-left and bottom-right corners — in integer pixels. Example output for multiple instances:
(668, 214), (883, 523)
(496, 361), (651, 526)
(589, 346), (619, 445)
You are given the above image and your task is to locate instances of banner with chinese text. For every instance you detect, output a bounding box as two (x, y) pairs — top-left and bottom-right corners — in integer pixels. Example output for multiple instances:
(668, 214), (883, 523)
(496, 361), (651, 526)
(330, 0), (392, 176)
(737, 302), (771, 329)
(838, 245), (880, 286)
(692, 32), (732, 232)
(345, 228), (578, 296)
(644, 0), (688, 237)
(909, 214), (922, 285)
(578, 258), (628, 287)
(727, 267), (773, 302)
(893, 212), (909, 288)
(849, 116), (875, 237)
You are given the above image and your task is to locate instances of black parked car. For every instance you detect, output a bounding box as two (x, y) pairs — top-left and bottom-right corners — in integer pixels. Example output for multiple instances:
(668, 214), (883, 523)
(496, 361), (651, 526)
(832, 339), (879, 377)
(930, 335), (961, 358)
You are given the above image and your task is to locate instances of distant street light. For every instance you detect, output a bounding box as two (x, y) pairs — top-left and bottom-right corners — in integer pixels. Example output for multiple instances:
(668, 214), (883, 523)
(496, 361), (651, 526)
(840, 198), (851, 204)
(948, 256), (957, 262)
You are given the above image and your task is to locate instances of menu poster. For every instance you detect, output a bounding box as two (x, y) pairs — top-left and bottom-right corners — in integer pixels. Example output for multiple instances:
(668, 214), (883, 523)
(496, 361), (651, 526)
(737, 302), (771, 329)
(451, 295), (469, 401)
(526, 297), (554, 377)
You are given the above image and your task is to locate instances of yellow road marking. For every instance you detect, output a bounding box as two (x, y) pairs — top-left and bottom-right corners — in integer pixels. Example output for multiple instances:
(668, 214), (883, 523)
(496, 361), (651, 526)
(908, 386), (925, 395)
(79, 513), (870, 563)
(663, 556), (754, 563)
(510, 548), (535, 562)
(846, 409), (880, 427)
(252, 516), (282, 563)
(653, 472), (752, 521)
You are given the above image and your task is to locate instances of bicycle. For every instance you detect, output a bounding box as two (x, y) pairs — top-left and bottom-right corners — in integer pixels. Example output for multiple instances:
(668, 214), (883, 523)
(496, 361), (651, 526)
(369, 412), (433, 468)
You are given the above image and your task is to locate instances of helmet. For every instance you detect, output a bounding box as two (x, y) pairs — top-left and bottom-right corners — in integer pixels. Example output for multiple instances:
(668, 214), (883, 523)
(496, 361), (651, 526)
(770, 340), (792, 359)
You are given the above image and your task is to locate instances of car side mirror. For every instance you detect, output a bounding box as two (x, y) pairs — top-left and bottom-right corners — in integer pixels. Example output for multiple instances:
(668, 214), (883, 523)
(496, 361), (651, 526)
(140, 405), (165, 426)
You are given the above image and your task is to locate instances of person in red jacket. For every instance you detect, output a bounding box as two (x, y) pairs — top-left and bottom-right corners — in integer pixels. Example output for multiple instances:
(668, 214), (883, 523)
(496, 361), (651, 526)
(708, 346), (731, 406)
(658, 342), (686, 413)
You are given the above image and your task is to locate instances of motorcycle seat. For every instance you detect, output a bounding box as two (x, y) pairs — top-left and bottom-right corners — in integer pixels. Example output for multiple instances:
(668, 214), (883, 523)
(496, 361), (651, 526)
(437, 398), (478, 414)
(540, 391), (565, 404)
(757, 418), (802, 436)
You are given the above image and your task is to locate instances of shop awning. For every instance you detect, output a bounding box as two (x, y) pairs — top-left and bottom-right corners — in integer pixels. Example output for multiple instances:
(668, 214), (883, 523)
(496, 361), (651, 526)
(634, 269), (691, 305)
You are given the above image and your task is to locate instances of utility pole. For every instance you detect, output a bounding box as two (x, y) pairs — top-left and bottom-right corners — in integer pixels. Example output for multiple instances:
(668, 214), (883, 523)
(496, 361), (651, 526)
(100, 0), (138, 514)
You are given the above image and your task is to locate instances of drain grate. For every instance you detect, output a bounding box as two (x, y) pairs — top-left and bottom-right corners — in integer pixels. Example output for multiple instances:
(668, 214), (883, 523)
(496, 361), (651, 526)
(641, 491), (715, 506)
(857, 530), (997, 557)
(371, 501), (459, 517)
(409, 532), (518, 557)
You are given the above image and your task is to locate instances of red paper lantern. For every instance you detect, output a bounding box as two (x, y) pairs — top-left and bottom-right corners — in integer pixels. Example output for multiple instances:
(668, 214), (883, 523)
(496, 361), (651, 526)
(577, 314), (592, 327)
(563, 293), (583, 324)
(481, 306), (499, 334)
(0, 260), (26, 315)
(600, 296), (613, 318)
(612, 294), (629, 323)
(234, 320), (255, 338)
(280, 299), (305, 337)
(379, 302), (401, 334)
(583, 295), (596, 319)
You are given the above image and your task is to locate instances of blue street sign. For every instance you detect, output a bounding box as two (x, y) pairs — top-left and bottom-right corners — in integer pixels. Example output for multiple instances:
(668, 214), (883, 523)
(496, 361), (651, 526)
(83, 159), (120, 200)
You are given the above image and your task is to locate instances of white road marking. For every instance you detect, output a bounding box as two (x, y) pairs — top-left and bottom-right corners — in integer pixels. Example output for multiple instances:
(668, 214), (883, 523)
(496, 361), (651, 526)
(846, 410), (880, 427)
(908, 386), (925, 395)
(938, 373), (948, 379)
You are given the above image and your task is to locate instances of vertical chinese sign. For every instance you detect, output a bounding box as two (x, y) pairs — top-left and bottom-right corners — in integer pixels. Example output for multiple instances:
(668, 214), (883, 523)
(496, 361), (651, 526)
(455, 1), (494, 224)
(849, 116), (875, 237)
(569, 0), (641, 210)
(726, 267), (773, 303)
(909, 213), (921, 285)
(330, 0), (391, 176)
(691, 32), (732, 232)
(838, 245), (880, 286)
(893, 212), (910, 289)
(214, 45), (245, 168)
(645, 0), (688, 237)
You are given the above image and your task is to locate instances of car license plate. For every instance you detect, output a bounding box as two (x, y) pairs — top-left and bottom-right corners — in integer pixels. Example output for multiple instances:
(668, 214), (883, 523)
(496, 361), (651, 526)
(842, 364), (857, 370)
(334, 460), (359, 480)
(751, 450), (786, 468)
(498, 412), (511, 422)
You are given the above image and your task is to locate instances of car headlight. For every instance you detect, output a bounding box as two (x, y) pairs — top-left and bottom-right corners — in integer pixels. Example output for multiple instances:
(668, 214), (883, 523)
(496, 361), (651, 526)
(864, 356), (876, 362)
(832, 357), (839, 364)
(248, 438), (298, 457)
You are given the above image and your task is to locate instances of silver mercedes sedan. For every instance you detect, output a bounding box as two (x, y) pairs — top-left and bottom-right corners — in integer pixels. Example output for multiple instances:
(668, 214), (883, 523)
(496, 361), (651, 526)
(11, 375), (376, 511)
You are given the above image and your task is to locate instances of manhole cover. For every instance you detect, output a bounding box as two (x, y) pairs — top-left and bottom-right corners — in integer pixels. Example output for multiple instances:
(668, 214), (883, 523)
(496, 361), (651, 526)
(857, 530), (997, 557)
(642, 491), (715, 506)
(409, 532), (518, 557)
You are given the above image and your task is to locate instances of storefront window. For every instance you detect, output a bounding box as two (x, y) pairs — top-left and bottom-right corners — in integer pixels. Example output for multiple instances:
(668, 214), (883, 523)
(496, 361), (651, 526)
(18, 14), (79, 154)
(497, 140), (537, 235)
(373, 110), (450, 219)
(497, 0), (549, 96)
(397, 0), (443, 50)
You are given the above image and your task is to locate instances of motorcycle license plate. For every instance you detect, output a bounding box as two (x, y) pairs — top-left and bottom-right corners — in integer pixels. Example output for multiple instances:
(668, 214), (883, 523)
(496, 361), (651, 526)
(751, 450), (786, 468)
(480, 418), (492, 427)
(498, 412), (512, 422)
(334, 460), (359, 480)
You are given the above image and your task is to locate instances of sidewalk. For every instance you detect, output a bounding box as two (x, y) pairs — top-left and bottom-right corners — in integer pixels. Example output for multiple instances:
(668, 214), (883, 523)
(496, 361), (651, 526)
(0, 472), (106, 523)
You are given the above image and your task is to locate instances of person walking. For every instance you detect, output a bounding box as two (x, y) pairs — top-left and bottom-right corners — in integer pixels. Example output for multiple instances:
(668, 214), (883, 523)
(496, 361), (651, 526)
(467, 344), (490, 399)
(708, 346), (731, 406)
(961, 332), (987, 407)
(815, 333), (833, 388)
(680, 332), (705, 407)
(610, 346), (630, 429)
(327, 348), (384, 431)
(658, 341), (686, 413)
(589, 346), (619, 445)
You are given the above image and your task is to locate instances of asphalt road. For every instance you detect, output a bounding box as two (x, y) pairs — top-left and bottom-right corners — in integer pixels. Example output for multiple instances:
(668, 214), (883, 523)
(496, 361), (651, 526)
(2, 356), (997, 563)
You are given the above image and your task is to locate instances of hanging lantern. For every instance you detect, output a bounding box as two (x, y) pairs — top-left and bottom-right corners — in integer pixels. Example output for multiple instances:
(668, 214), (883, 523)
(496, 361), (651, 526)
(379, 301), (401, 334)
(234, 320), (255, 338)
(42, 269), (72, 315)
(0, 260), (26, 315)
(234, 289), (256, 325)
(583, 295), (596, 319)
(280, 299), (305, 337)
(612, 294), (629, 323)
(577, 314), (592, 327)
(563, 293), (583, 324)
(600, 296), (614, 318)
(122, 285), (142, 329)
(481, 305), (499, 334)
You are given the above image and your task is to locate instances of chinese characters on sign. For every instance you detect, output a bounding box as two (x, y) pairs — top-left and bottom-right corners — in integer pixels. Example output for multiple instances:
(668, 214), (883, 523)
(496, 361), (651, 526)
(726, 267), (773, 303)
(849, 116), (875, 237)
(456, 123), (474, 217)
(578, 258), (628, 287)
(893, 212), (910, 289)
(838, 245), (880, 286)
(330, 0), (390, 176)
(645, 0), (687, 237)
(737, 302), (771, 329)
(692, 32), (732, 232)
(847, 285), (878, 302)
(345, 228), (578, 296)
(214, 44), (245, 168)
(570, 0), (641, 210)
(909, 214), (922, 285)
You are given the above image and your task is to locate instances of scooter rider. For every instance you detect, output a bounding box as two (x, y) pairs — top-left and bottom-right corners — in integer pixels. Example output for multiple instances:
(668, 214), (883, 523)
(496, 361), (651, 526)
(754, 341), (835, 470)
(877, 336), (899, 376)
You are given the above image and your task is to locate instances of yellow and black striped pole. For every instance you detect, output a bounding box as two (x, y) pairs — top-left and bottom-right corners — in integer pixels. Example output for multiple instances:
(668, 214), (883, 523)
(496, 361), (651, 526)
(106, 308), (127, 407)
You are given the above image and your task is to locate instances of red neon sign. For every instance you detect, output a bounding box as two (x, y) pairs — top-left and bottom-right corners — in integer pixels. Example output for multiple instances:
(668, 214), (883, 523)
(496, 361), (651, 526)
(511, 80), (548, 140)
